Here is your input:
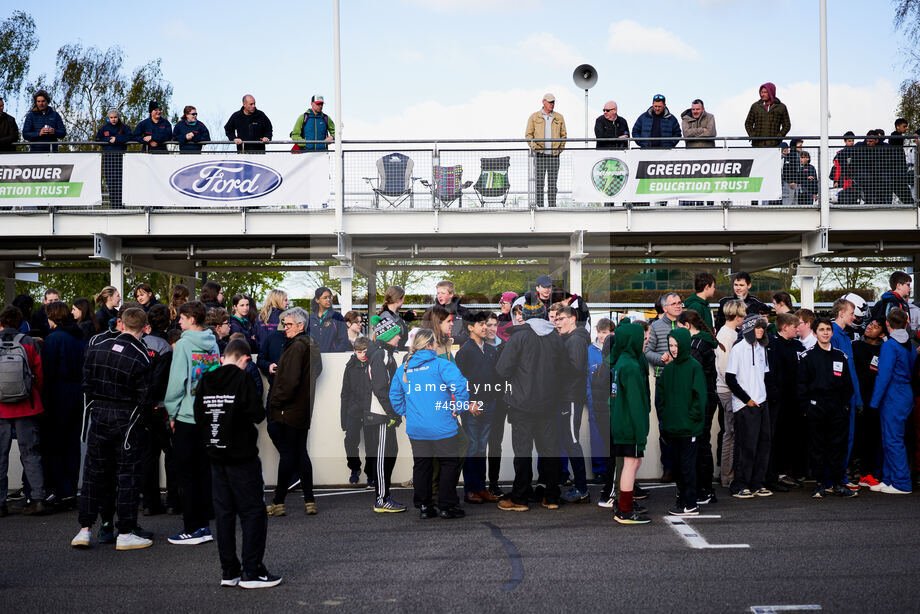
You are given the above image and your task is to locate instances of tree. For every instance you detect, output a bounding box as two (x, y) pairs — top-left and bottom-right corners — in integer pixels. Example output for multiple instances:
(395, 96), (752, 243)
(30, 43), (173, 143)
(895, 0), (920, 74)
(0, 11), (38, 106)
(897, 79), (920, 129)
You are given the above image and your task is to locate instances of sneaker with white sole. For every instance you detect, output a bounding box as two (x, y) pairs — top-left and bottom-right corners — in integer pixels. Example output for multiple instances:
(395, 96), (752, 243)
(869, 482), (888, 492)
(116, 530), (153, 551)
(168, 526), (213, 545)
(220, 571), (241, 587)
(239, 569), (282, 589)
(668, 505), (700, 516)
(71, 528), (91, 548)
(879, 483), (912, 495)
(598, 497), (616, 509)
(373, 497), (407, 513)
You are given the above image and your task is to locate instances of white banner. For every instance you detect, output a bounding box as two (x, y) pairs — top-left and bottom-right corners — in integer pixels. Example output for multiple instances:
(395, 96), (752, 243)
(0, 153), (101, 207)
(123, 153), (330, 207)
(571, 148), (783, 202)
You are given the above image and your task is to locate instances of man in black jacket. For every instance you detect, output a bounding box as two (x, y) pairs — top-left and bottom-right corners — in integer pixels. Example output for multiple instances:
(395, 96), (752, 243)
(0, 97), (19, 152)
(556, 306), (592, 503)
(595, 101), (629, 149)
(195, 338), (281, 589)
(495, 304), (565, 511)
(714, 271), (771, 330)
(224, 94), (273, 153)
(340, 336), (372, 486)
(73, 307), (153, 551)
(766, 312), (806, 490)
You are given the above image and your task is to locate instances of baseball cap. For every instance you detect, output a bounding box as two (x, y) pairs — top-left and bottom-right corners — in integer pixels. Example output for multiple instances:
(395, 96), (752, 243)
(312, 95), (325, 103)
(536, 275), (552, 288)
(543, 93), (556, 102)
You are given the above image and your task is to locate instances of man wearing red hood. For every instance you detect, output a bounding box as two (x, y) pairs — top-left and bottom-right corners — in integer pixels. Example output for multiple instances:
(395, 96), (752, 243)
(744, 82), (791, 148)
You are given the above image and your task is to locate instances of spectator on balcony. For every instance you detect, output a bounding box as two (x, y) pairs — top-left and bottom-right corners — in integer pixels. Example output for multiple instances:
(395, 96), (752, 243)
(681, 99), (716, 148)
(852, 130), (888, 204)
(224, 95), (272, 153)
(831, 131), (858, 205)
(793, 150), (819, 205)
(290, 95), (334, 152)
(173, 106), (211, 152)
(95, 109), (133, 207)
(133, 100), (173, 153)
(594, 100), (629, 150)
(632, 94), (681, 149)
(22, 90), (66, 152)
(744, 82), (790, 148)
(889, 118), (911, 149)
(0, 97), (20, 152)
(525, 93), (566, 207)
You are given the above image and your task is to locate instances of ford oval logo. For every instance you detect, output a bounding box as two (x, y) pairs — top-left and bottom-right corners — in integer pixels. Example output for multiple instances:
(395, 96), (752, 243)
(169, 160), (282, 201)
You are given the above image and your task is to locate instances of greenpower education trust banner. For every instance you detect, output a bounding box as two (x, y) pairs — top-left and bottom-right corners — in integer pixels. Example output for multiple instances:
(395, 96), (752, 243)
(571, 148), (782, 202)
(0, 153), (101, 206)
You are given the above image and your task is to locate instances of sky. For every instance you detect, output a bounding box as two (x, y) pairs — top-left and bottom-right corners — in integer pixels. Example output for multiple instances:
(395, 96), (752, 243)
(13, 0), (913, 142)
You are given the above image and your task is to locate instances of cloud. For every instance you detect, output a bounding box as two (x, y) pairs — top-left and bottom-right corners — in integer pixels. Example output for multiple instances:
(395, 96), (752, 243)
(606, 20), (702, 61)
(711, 79), (901, 140)
(402, 0), (534, 11)
(514, 33), (584, 69)
(162, 19), (196, 41)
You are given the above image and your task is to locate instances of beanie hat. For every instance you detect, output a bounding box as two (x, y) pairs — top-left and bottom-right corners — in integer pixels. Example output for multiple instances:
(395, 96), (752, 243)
(522, 299), (547, 320)
(371, 315), (400, 342)
(148, 100), (161, 112)
(500, 291), (518, 304)
(740, 314), (767, 346)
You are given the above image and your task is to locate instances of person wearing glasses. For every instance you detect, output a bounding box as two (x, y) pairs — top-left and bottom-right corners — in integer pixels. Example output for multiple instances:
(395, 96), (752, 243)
(594, 100), (629, 150)
(525, 92), (567, 207)
(290, 95), (334, 152)
(632, 94), (681, 149)
(173, 105), (211, 152)
(644, 292), (686, 482)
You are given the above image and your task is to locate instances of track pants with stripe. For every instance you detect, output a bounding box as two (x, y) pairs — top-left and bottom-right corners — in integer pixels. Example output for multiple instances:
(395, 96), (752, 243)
(364, 422), (398, 504)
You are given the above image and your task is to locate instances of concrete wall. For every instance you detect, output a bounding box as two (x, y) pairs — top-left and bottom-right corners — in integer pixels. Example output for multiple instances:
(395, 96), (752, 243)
(6, 353), (719, 489)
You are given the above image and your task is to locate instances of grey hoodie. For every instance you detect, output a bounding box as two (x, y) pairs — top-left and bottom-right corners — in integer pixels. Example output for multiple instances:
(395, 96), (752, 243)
(165, 328), (221, 424)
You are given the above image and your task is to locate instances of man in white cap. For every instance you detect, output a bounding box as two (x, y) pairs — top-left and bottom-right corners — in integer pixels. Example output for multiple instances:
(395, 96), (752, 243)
(525, 93), (567, 207)
(291, 95), (335, 152)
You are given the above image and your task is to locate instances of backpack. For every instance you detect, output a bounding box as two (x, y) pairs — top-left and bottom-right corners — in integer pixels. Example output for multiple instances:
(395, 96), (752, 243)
(0, 333), (33, 403)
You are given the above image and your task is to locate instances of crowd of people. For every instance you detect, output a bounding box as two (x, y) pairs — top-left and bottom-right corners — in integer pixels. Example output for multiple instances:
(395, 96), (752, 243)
(2, 269), (920, 584)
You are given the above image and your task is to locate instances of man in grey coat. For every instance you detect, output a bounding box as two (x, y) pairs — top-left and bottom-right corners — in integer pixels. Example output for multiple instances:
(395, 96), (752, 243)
(681, 99), (716, 148)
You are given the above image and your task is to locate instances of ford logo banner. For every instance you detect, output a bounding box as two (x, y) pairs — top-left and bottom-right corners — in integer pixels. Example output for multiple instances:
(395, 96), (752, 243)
(169, 160), (283, 201)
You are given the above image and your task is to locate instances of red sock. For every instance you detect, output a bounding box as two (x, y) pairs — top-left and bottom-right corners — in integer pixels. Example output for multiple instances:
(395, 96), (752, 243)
(618, 490), (633, 512)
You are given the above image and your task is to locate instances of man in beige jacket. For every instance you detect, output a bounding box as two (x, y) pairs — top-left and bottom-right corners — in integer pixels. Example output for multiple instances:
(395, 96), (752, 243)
(525, 93), (567, 207)
(680, 99), (717, 148)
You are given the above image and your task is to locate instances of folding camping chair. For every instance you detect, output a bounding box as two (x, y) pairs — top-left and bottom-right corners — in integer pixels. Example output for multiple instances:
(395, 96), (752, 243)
(420, 164), (472, 209)
(472, 156), (510, 206)
(362, 152), (420, 208)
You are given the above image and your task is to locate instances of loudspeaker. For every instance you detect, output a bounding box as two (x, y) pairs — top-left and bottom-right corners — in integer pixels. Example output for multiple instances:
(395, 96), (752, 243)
(573, 64), (597, 90)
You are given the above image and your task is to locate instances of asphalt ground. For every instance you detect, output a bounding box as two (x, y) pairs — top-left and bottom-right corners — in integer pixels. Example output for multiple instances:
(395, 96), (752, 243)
(1, 481), (919, 613)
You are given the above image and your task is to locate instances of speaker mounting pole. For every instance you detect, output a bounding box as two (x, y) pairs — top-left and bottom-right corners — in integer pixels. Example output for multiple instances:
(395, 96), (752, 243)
(573, 64), (597, 146)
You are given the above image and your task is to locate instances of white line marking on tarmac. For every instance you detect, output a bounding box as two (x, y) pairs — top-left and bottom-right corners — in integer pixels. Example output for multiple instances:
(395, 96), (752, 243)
(749, 606), (822, 613)
(637, 483), (675, 490)
(664, 515), (750, 549)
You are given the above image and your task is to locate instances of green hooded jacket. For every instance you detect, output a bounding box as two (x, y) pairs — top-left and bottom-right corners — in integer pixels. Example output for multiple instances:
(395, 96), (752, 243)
(610, 322), (651, 451)
(683, 293), (715, 334)
(658, 328), (707, 437)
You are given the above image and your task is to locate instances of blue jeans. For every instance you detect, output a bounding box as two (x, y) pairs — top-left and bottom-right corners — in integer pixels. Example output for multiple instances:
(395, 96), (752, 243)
(462, 405), (492, 493)
(0, 416), (45, 503)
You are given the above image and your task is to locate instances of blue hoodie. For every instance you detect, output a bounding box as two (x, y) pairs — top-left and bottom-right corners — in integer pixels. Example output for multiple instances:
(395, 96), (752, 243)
(831, 321), (862, 410)
(95, 121), (134, 151)
(390, 349), (470, 440)
(133, 117), (173, 151)
(173, 119), (211, 151)
(870, 330), (915, 411)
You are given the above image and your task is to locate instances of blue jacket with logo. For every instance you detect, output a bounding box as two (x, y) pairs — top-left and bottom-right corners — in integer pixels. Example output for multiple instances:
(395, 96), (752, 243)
(95, 121), (134, 151)
(22, 106), (67, 151)
(870, 333), (915, 411)
(308, 309), (351, 353)
(133, 117), (173, 151)
(173, 119), (211, 151)
(390, 349), (471, 440)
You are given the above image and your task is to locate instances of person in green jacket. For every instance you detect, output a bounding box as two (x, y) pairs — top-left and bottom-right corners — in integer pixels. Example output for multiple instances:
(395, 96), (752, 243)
(610, 322), (651, 525)
(683, 272), (716, 334)
(658, 327), (707, 517)
(290, 95), (334, 152)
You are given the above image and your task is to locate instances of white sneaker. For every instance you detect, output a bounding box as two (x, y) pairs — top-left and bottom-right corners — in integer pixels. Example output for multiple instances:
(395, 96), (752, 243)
(116, 531), (153, 550)
(869, 482), (888, 492)
(71, 528), (91, 548)
(597, 497), (615, 509)
(879, 483), (912, 495)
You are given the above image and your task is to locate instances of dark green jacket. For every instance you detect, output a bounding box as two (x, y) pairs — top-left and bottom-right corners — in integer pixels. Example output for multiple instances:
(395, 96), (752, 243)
(658, 328), (706, 437)
(683, 294), (714, 334)
(744, 98), (790, 148)
(610, 322), (650, 451)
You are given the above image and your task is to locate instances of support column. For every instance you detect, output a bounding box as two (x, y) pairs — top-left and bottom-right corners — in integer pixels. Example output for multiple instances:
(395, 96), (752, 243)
(91, 234), (124, 300)
(2, 262), (14, 306)
(366, 260), (377, 317)
(185, 276), (198, 299)
(796, 259), (822, 310)
(333, 233), (353, 313)
(569, 230), (587, 297)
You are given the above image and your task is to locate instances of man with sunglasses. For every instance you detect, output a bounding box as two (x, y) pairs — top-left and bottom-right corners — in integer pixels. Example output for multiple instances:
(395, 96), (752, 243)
(291, 95), (335, 152)
(594, 101), (629, 150)
(632, 94), (681, 149)
(525, 93), (567, 207)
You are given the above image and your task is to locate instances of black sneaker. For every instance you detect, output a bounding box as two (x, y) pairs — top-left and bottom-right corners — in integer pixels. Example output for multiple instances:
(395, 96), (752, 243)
(488, 485), (504, 497)
(239, 569), (282, 589)
(614, 509), (651, 524)
(634, 502), (648, 515)
(833, 484), (858, 498)
(98, 522), (116, 544)
(438, 506), (466, 519)
(221, 570), (241, 587)
(418, 505), (438, 519)
(133, 525), (154, 540)
(634, 484), (649, 500)
(668, 505), (700, 516)
(697, 492), (717, 505)
(811, 485), (824, 499)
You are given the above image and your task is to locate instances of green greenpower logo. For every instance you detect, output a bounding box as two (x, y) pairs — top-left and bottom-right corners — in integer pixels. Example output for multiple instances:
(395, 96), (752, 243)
(591, 158), (629, 197)
(0, 164), (83, 198)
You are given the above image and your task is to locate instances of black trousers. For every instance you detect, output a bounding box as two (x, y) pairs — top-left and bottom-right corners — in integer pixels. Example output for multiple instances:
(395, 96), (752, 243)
(410, 435), (461, 508)
(806, 400), (849, 485)
(487, 400), (508, 488)
(172, 420), (213, 533)
(364, 422), (398, 503)
(764, 397), (782, 484)
(142, 409), (180, 509)
(342, 414), (365, 474)
(731, 403), (771, 492)
(211, 458), (268, 577)
(509, 408), (561, 505)
(268, 422), (314, 504)
(854, 406), (882, 477)
(695, 398), (717, 494)
(534, 153), (560, 207)
(774, 398), (809, 479)
(665, 434), (698, 508)
(78, 406), (145, 532)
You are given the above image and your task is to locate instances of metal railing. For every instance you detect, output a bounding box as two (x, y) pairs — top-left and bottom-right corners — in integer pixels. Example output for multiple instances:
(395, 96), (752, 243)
(0, 136), (916, 211)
